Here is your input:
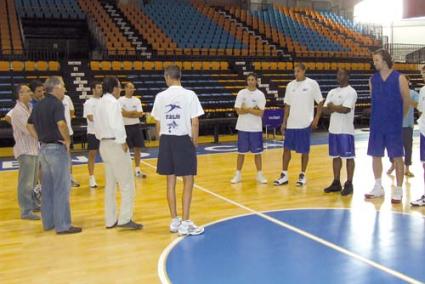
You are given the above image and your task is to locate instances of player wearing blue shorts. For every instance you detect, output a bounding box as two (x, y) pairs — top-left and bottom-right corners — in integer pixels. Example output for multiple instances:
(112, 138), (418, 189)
(323, 69), (357, 196)
(364, 49), (412, 204)
(274, 63), (324, 186)
(231, 73), (267, 184)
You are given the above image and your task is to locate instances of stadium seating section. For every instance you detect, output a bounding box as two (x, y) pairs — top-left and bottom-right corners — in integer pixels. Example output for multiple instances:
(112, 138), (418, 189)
(15, 0), (85, 19)
(0, 0), (423, 141)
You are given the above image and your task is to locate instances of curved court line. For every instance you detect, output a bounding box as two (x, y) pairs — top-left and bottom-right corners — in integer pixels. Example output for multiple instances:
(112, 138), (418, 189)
(157, 208), (424, 284)
(140, 159), (425, 284)
(157, 212), (255, 284)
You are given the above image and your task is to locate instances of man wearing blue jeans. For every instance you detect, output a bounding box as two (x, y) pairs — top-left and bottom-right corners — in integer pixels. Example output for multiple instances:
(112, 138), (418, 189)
(10, 84), (40, 220)
(27, 76), (82, 234)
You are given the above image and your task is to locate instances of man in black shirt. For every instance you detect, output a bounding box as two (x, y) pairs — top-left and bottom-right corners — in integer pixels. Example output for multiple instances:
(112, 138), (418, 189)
(27, 76), (82, 235)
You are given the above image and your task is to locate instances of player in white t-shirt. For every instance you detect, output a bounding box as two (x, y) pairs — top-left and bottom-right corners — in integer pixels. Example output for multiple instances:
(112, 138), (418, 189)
(62, 93), (80, 187)
(3, 108), (13, 124)
(411, 65), (425, 207)
(274, 63), (324, 186)
(83, 81), (102, 188)
(230, 73), (267, 184)
(151, 65), (204, 236)
(119, 82), (146, 178)
(323, 69), (357, 196)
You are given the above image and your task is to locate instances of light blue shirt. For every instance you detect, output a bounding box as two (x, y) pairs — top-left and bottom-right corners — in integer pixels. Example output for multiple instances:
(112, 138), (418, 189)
(403, 89), (419, 128)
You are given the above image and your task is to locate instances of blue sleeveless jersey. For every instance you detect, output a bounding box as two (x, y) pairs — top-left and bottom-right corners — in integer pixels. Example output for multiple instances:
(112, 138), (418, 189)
(370, 70), (403, 134)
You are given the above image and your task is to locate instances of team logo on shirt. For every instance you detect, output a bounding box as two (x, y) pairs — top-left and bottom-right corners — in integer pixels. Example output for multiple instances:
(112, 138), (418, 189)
(165, 103), (182, 133)
(167, 121), (178, 133)
(165, 104), (182, 113)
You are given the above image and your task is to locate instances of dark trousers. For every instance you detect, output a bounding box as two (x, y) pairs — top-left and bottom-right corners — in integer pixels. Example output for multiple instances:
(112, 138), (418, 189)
(390, 127), (413, 166)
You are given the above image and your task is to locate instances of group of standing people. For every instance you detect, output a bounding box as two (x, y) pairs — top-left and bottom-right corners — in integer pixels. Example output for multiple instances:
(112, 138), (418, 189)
(8, 64), (205, 236)
(232, 49), (425, 207)
(6, 50), (425, 237)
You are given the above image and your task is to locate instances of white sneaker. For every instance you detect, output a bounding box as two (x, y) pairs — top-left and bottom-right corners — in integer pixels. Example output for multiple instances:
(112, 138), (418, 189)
(71, 177), (80, 187)
(411, 195), (425, 207)
(178, 220), (204, 236)
(365, 185), (385, 199)
(230, 172), (241, 184)
(273, 172), (288, 186)
(391, 187), (403, 204)
(169, 217), (182, 233)
(89, 176), (97, 188)
(135, 170), (147, 178)
(256, 172), (267, 184)
(296, 173), (307, 186)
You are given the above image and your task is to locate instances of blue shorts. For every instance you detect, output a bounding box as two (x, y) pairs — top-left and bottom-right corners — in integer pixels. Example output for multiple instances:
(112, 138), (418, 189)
(421, 134), (425, 162)
(367, 131), (404, 158)
(284, 127), (311, 154)
(328, 134), (355, 158)
(237, 131), (263, 154)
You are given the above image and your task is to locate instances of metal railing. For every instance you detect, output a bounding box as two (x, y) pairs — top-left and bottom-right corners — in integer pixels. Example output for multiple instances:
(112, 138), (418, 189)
(406, 46), (425, 64)
(384, 43), (425, 63)
(0, 49), (59, 60)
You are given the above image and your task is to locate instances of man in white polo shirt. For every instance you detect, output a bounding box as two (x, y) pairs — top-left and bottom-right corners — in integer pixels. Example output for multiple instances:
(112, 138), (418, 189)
(323, 69), (357, 196)
(151, 64), (204, 236)
(83, 81), (102, 188)
(119, 82), (146, 178)
(274, 63), (324, 186)
(230, 73), (267, 184)
(62, 93), (80, 187)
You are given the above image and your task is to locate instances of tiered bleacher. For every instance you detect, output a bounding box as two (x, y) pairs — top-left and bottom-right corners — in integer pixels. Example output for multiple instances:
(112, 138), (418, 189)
(0, 0), (423, 143)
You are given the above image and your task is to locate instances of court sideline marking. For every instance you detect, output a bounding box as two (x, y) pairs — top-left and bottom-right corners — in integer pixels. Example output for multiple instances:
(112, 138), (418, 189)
(140, 160), (423, 284)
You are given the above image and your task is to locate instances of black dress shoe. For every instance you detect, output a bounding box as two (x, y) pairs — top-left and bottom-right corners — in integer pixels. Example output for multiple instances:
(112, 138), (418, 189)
(117, 220), (143, 230)
(57, 226), (82, 235)
(106, 221), (118, 229)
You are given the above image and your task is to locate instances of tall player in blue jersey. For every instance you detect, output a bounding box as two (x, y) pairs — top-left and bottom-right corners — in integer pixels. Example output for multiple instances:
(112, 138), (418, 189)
(365, 49), (412, 204)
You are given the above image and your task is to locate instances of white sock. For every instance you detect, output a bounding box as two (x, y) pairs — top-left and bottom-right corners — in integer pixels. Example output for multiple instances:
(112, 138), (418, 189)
(282, 170), (288, 175)
(135, 167), (140, 172)
(375, 178), (382, 187)
(396, 186), (403, 191)
(257, 171), (263, 175)
(235, 170), (241, 175)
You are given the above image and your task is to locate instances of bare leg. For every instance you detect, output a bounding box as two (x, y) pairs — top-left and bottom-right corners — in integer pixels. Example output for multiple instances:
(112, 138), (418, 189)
(394, 157), (404, 187)
(346, 159), (355, 182)
(254, 154), (262, 171)
(134, 147), (141, 168)
(301, 153), (309, 173)
(167, 175), (177, 218)
(236, 154), (245, 171)
(333, 157), (342, 181)
(88, 150), (97, 176)
(182, 175), (194, 220)
(282, 148), (291, 171)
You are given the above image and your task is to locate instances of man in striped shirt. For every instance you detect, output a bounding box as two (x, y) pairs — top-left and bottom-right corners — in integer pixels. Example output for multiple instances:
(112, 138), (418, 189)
(10, 84), (41, 220)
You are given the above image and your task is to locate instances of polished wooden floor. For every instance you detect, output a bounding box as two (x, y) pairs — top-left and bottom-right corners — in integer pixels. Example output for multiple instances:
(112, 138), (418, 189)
(0, 140), (424, 284)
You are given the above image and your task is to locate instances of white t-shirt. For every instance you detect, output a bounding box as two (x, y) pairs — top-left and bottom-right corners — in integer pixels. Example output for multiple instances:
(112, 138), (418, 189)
(234, 88), (266, 132)
(284, 77), (323, 129)
(83, 97), (101, 134)
(151, 86), (204, 136)
(63, 95), (74, 136)
(118, 96), (143, 126)
(324, 86), (357, 135)
(417, 86), (425, 136)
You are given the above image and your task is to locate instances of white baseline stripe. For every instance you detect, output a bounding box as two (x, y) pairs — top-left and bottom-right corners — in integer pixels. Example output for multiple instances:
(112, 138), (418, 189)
(140, 160), (423, 284)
